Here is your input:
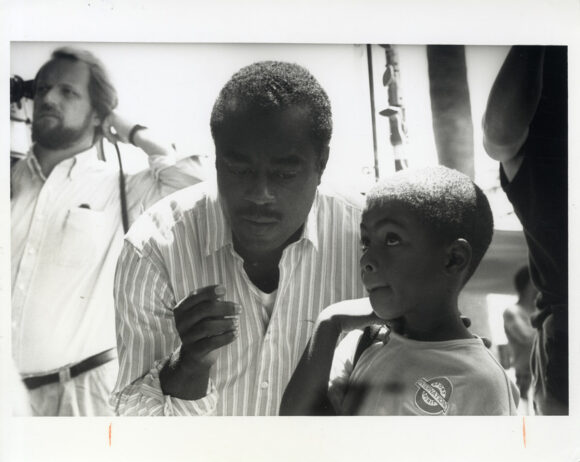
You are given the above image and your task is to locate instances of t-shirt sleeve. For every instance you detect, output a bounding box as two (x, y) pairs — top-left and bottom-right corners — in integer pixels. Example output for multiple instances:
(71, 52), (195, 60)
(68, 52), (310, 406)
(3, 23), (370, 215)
(327, 330), (363, 414)
(479, 376), (520, 416)
(458, 359), (521, 416)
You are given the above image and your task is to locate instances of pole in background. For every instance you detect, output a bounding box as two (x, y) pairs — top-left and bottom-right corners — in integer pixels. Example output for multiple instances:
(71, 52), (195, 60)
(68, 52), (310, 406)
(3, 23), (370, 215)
(366, 44), (380, 180)
(379, 45), (409, 172)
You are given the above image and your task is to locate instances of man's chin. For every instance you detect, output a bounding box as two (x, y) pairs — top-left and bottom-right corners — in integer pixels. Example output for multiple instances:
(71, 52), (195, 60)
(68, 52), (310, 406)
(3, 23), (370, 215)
(232, 224), (288, 254)
(32, 128), (85, 151)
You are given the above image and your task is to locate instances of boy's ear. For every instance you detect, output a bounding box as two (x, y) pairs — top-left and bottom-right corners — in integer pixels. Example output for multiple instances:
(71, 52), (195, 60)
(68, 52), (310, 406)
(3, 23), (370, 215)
(444, 238), (472, 276)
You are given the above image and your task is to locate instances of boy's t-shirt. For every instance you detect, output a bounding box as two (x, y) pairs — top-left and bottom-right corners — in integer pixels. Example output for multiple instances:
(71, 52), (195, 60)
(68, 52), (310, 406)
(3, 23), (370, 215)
(328, 303), (520, 416)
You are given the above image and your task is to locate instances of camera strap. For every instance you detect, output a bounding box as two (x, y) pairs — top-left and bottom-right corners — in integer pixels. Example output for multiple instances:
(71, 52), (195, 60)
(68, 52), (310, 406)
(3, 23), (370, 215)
(99, 137), (129, 234)
(113, 140), (130, 234)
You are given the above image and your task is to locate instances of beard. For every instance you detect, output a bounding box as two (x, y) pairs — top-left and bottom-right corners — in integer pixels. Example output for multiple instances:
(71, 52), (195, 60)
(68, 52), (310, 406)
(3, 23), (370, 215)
(32, 108), (95, 150)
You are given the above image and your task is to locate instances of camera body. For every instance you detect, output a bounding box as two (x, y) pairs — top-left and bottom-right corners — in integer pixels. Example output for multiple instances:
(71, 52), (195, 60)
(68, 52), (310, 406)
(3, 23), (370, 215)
(10, 75), (35, 104)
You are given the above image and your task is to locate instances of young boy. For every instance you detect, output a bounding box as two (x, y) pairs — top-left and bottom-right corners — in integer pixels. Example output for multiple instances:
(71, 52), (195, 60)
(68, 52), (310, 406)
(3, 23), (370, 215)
(280, 166), (519, 415)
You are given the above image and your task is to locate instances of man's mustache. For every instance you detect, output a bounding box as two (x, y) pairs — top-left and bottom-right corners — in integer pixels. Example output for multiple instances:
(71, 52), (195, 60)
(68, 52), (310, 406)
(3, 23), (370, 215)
(237, 206), (281, 221)
(34, 104), (61, 118)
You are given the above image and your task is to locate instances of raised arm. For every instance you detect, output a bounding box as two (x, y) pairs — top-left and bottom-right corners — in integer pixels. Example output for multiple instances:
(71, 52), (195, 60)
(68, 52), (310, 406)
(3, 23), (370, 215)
(112, 238), (239, 416)
(280, 316), (342, 415)
(280, 299), (378, 415)
(102, 112), (207, 211)
(483, 46), (545, 178)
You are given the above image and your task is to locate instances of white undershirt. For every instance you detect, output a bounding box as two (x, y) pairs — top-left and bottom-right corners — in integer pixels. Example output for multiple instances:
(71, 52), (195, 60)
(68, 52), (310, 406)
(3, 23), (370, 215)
(255, 287), (278, 324)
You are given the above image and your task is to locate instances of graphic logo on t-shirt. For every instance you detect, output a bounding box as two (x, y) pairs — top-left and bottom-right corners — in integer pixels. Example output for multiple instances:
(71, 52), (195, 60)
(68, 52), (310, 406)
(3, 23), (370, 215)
(414, 377), (453, 415)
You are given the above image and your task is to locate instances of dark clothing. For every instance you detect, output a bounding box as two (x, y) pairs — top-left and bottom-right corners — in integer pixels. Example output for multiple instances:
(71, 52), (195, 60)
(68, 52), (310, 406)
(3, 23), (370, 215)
(499, 46), (568, 412)
(530, 306), (568, 414)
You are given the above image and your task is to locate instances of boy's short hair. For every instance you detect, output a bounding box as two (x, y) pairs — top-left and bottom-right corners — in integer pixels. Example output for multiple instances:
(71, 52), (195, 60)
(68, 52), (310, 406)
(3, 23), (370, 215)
(365, 165), (494, 284)
(210, 61), (332, 154)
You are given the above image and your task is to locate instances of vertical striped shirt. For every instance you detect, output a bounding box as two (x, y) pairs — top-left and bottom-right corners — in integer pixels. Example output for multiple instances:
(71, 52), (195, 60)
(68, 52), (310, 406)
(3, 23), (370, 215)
(112, 181), (365, 415)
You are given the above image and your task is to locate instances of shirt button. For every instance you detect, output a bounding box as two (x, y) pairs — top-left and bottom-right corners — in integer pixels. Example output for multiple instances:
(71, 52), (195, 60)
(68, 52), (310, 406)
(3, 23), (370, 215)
(28, 247), (35, 254)
(260, 381), (269, 389)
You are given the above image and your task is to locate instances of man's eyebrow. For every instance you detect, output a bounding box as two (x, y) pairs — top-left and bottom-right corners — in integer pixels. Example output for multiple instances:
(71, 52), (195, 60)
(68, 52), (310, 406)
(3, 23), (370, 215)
(222, 150), (251, 162)
(271, 155), (302, 167)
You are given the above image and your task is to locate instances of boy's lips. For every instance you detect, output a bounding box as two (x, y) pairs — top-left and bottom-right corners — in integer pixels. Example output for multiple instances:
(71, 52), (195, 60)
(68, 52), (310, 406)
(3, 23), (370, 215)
(364, 283), (391, 293)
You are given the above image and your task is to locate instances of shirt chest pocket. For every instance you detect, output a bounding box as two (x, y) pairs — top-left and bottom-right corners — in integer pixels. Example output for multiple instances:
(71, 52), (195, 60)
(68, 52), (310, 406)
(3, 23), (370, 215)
(54, 207), (114, 268)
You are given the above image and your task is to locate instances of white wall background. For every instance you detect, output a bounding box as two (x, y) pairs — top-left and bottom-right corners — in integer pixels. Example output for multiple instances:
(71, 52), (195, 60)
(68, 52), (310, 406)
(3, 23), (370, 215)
(11, 42), (511, 203)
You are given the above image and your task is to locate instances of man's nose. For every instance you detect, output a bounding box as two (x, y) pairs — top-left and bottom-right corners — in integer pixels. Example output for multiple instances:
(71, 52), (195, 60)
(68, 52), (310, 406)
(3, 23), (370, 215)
(38, 87), (59, 106)
(245, 173), (275, 205)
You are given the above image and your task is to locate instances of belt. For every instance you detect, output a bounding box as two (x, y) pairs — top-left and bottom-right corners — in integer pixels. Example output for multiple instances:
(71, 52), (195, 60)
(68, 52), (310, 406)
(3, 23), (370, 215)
(22, 348), (117, 390)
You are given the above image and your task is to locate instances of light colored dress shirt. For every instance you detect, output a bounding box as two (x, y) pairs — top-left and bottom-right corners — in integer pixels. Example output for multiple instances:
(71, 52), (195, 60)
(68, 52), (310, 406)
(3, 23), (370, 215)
(11, 145), (205, 375)
(112, 181), (365, 416)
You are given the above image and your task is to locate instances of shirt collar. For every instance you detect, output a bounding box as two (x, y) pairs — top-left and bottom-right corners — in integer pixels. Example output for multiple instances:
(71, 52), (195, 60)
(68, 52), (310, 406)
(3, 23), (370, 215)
(204, 184), (231, 256)
(26, 144), (102, 181)
(26, 149), (47, 181)
(203, 187), (320, 257)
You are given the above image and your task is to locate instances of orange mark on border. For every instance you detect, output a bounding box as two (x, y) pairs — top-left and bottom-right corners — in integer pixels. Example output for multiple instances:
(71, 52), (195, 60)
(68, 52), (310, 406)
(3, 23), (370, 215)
(109, 423), (112, 447)
(522, 417), (526, 448)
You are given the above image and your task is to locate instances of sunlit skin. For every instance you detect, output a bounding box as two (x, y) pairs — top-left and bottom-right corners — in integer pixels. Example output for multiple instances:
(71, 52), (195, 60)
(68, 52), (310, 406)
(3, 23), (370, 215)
(31, 58), (101, 177)
(360, 201), (473, 341)
(215, 107), (328, 292)
(33, 58), (100, 149)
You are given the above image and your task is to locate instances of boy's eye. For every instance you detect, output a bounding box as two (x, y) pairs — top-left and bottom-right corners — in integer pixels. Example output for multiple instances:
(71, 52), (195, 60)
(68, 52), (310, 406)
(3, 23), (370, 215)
(385, 232), (401, 246)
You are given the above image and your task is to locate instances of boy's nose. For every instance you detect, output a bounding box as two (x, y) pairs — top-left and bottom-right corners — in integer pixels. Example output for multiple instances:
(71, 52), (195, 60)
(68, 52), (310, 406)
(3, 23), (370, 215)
(363, 263), (375, 273)
(360, 254), (377, 273)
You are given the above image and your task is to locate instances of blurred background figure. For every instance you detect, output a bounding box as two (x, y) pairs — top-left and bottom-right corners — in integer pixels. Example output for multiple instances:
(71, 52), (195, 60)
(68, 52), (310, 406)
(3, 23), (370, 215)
(503, 266), (537, 408)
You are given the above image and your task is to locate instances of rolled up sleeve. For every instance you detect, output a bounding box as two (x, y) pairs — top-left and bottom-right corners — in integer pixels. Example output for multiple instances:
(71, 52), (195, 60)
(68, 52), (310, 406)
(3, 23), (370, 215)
(111, 239), (217, 416)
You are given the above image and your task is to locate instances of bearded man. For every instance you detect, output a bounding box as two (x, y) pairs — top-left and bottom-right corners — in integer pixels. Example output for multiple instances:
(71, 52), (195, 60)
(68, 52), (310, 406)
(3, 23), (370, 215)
(10, 47), (205, 416)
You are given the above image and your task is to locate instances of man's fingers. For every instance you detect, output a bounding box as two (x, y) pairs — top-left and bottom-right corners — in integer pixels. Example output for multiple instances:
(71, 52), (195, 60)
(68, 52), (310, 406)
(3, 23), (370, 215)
(175, 285), (226, 313)
(181, 317), (240, 345)
(101, 118), (117, 144)
(193, 330), (239, 356)
(175, 300), (240, 332)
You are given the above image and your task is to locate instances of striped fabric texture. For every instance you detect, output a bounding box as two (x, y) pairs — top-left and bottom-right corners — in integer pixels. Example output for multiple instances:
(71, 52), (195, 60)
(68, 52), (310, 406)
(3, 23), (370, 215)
(111, 181), (365, 415)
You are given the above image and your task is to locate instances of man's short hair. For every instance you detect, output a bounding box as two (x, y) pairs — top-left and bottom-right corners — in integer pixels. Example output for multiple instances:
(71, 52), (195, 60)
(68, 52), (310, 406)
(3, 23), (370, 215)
(210, 61), (332, 153)
(514, 265), (531, 294)
(35, 47), (118, 135)
(365, 165), (494, 284)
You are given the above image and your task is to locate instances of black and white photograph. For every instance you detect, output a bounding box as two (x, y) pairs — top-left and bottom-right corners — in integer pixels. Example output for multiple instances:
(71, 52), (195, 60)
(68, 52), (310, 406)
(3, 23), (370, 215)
(1, 1), (579, 461)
